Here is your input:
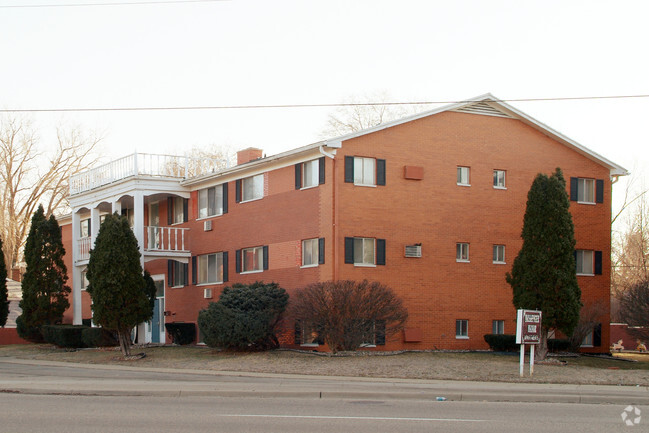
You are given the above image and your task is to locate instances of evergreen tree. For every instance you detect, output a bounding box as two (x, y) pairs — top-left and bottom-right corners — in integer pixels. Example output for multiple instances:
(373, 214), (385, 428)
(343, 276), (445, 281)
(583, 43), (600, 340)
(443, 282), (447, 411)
(86, 213), (153, 357)
(16, 205), (71, 341)
(0, 236), (8, 328)
(506, 168), (581, 359)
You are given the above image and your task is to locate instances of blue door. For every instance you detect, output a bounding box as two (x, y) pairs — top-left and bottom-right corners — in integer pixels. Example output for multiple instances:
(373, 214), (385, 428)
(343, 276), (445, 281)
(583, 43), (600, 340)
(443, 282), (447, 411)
(151, 279), (165, 343)
(152, 299), (161, 343)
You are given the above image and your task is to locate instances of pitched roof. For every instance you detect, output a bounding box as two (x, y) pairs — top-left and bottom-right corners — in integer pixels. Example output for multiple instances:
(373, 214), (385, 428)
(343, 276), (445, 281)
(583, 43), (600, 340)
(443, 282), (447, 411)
(322, 93), (628, 177)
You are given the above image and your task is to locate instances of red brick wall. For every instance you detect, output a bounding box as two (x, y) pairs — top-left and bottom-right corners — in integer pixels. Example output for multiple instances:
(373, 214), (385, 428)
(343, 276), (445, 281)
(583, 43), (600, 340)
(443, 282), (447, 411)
(0, 328), (30, 345)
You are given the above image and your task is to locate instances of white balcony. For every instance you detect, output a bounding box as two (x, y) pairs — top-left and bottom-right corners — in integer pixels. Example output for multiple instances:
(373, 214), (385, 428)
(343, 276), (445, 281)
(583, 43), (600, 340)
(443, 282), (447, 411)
(70, 152), (228, 196)
(77, 237), (91, 262)
(144, 226), (189, 253)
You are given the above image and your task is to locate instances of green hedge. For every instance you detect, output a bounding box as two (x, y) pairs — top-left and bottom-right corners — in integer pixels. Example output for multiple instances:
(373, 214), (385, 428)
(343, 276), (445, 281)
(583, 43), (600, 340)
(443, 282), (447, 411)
(42, 325), (88, 348)
(483, 334), (517, 352)
(165, 323), (196, 345)
(82, 327), (118, 347)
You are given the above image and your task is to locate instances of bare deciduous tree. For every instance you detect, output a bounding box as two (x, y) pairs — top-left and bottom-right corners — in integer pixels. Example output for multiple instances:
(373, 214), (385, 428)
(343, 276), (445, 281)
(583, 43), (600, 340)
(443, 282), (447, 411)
(617, 279), (649, 341)
(0, 116), (101, 271)
(569, 300), (608, 352)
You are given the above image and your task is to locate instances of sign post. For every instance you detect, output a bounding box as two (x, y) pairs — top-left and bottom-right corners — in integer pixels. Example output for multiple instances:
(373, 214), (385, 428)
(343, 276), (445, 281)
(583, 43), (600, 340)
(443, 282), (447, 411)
(516, 309), (542, 377)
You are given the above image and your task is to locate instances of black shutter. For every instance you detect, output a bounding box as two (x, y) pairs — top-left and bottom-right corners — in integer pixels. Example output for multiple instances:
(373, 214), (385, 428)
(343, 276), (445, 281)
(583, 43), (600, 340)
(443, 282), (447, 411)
(235, 249), (241, 273)
(593, 323), (602, 347)
(168, 260), (173, 286)
(295, 163), (302, 190)
(376, 159), (386, 186)
(183, 263), (189, 286)
(344, 156), (354, 183)
(594, 250), (603, 275)
(375, 320), (386, 346)
(318, 157), (325, 184)
(376, 239), (386, 265)
(191, 256), (197, 285)
(183, 199), (188, 223)
(318, 237), (325, 265)
(344, 237), (354, 264)
(596, 179), (604, 203)
(222, 183), (228, 214)
(222, 251), (229, 282)
(167, 197), (173, 225)
(263, 245), (269, 270)
(294, 321), (302, 345)
(235, 179), (242, 203)
(570, 177), (578, 201)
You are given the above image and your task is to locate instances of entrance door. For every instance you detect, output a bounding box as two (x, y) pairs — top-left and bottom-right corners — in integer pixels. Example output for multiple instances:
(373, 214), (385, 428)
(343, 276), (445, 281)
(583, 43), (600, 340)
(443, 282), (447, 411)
(150, 276), (165, 343)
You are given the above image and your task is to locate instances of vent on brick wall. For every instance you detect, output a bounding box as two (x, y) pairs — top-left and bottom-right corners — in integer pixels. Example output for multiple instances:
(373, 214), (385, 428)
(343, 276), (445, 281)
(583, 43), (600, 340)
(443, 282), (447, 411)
(204, 288), (212, 299)
(405, 245), (422, 258)
(204, 220), (212, 231)
(452, 101), (514, 118)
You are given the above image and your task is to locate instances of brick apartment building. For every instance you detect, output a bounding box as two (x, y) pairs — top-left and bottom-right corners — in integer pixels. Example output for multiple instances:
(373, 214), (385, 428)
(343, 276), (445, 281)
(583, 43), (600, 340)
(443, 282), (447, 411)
(59, 94), (627, 352)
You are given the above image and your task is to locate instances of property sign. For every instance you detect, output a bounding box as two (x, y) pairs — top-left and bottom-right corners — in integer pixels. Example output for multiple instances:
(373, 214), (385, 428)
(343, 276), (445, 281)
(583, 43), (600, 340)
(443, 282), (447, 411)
(516, 309), (542, 345)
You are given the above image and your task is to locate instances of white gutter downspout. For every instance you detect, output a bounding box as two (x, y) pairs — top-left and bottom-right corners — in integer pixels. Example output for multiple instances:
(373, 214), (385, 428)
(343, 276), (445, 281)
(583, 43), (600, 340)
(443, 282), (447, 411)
(319, 145), (336, 159)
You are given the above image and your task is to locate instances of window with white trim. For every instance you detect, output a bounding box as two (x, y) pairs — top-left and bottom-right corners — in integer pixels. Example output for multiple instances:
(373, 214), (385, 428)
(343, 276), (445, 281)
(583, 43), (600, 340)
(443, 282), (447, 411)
(302, 160), (319, 189)
(302, 238), (319, 267)
(457, 166), (470, 186)
(354, 237), (375, 266)
(242, 246), (264, 273)
(456, 319), (468, 338)
(354, 157), (376, 186)
(492, 320), (504, 335)
(172, 196), (184, 224)
(242, 174), (264, 201)
(198, 186), (224, 218)
(456, 243), (469, 262)
(578, 178), (595, 203)
(576, 250), (594, 275)
(493, 245), (505, 264)
(198, 252), (224, 284)
(170, 260), (187, 287)
(80, 219), (90, 238)
(581, 331), (593, 347)
(296, 320), (323, 346)
(493, 170), (506, 189)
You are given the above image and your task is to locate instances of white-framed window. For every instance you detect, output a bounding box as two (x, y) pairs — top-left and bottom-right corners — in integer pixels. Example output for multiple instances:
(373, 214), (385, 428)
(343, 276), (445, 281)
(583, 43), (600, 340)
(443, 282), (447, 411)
(80, 219), (90, 238)
(456, 319), (468, 338)
(576, 249), (594, 275)
(297, 320), (323, 346)
(493, 245), (505, 264)
(456, 243), (469, 262)
(581, 331), (593, 347)
(198, 252), (224, 284)
(170, 261), (187, 287)
(198, 186), (224, 219)
(457, 166), (470, 186)
(493, 169), (506, 189)
(302, 238), (319, 267)
(242, 246), (264, 273)
(578, 178), (595, 204)
(80, 270), (89, 291)
(354, 157), (376, 186)
(242, 174), (264, 202)
(492, 320), (505, 335)
(302, 160), (319, 189)
(354, 237), (375, 266)
(172, 196), (184, 224)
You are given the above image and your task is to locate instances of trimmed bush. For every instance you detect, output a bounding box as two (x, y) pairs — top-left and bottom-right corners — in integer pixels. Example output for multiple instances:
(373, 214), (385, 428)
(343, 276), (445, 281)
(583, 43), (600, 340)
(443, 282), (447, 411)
(82, 327), (118, 347)
(484, 334), (517, 352)
(165, 323), (196, 345)
(548, 338), (571, 352)
(42, 325), (88, 348)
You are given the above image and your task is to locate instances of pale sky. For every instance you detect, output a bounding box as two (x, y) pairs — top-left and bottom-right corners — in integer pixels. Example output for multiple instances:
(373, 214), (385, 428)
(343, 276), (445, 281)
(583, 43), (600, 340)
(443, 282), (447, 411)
(1, 0), (648, 220)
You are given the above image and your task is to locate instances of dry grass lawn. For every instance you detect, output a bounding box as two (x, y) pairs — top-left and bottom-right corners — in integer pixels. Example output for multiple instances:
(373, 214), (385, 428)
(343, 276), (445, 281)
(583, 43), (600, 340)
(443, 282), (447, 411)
(1, 344), (648, 386)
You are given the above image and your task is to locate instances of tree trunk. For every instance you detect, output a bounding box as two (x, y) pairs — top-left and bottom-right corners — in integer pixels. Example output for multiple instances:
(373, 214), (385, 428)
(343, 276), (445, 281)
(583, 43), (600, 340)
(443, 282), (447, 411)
(117, 329), (131, 357)
(536, 328), (549, 361)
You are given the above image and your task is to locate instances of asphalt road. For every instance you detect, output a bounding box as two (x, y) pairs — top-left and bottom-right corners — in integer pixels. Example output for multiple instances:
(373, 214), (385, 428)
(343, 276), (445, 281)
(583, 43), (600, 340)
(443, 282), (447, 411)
(0, 394), (641, 433)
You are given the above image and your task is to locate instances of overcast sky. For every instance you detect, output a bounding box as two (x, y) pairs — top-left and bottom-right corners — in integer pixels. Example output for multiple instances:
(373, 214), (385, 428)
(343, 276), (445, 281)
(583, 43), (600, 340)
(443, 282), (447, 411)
(1, 0), (648, 218)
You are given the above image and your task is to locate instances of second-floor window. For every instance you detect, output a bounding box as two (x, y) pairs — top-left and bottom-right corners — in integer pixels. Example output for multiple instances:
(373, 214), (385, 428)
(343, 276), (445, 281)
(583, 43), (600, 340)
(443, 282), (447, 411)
(80, 219), (90, 238)
(456, 242), (469, 262)
(198, 184), (227, 218)
(236, 174), (264, 202)
(576, 249), (594, 275)
(198, 252), (224, 284)
(493, 170), (506, 188)
(344, 156), (386, 186)
(457, 166), (470, 186)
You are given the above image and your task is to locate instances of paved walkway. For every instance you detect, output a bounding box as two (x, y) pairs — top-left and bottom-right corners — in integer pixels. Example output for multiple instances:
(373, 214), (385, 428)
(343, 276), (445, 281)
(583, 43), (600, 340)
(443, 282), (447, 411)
(1, 356), (648, 405)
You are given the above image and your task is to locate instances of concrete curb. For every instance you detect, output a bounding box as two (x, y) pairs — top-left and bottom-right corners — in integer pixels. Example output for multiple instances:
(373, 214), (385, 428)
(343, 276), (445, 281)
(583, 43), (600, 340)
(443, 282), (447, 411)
(1, 356), (648, 405)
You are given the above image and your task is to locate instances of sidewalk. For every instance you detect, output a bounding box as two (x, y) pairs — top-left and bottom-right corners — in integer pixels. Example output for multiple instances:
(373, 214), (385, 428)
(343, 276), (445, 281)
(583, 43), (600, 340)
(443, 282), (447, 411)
(1, 356), (648, 405)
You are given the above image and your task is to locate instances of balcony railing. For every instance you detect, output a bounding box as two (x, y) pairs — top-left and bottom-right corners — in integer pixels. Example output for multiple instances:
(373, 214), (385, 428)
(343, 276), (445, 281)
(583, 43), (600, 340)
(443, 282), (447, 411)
(70, 152), (228, 195)
(77, 237), (91, 262)
(144, 226), (189, 253)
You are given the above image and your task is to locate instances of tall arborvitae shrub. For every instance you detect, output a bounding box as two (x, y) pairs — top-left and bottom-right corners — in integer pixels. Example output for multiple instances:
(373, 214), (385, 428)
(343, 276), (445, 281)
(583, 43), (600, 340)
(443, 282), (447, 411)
(0, 236), (8, 328)
(506, 168), (582, 360)
(17, 206), (70, 341)
(86, 213), (153, 357)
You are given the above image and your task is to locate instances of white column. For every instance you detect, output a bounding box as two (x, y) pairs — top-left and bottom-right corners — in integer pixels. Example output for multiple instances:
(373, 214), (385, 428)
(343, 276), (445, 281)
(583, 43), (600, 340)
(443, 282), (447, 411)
(90, 207), (100, 247)
(112, 199), (122, 215)
(133, 191), (145, 269)
(71, 211), (82, 325)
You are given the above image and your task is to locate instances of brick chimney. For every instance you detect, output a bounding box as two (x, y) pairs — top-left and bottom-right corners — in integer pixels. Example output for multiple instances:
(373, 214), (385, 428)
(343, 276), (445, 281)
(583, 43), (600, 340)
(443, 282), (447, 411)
(236, 148), (264, 165)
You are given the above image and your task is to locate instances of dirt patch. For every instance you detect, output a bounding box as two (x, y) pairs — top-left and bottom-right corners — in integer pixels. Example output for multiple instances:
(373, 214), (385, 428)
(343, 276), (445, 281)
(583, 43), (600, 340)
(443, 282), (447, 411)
(1, 344), (648, 386)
